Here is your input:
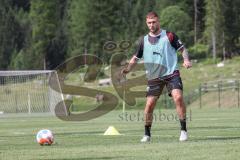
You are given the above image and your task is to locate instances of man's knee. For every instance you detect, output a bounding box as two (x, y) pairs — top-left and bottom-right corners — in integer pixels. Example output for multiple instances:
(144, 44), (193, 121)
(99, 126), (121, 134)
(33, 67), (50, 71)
(172, 90), (183, 102)
(174, 94), (183, 103)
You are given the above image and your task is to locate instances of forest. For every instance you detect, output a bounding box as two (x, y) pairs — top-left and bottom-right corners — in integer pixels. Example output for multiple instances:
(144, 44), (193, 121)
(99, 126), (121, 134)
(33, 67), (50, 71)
(0, 0), (239, 70)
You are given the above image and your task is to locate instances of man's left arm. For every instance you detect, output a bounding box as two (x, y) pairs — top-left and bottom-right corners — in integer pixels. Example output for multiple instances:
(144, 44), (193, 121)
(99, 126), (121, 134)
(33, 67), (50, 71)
(179, 47), (192, 69)
(166, 31), (192, 69)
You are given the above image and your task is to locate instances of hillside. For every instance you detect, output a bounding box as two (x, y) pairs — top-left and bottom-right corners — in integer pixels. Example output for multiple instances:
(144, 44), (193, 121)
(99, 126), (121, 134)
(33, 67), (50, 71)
(180, 57), (240, 109)
(68, 57), (240, 111)
(180, 57), (240, 93)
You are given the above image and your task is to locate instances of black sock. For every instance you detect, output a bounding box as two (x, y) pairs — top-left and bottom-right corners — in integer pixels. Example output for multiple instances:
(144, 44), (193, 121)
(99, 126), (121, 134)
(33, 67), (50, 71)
(145, 125), (151, 137)
(180, 119), (187, 131)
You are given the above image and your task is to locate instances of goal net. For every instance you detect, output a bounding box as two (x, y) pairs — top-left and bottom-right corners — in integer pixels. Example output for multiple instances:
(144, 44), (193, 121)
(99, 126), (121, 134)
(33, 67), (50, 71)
(0, 70), (66, 116)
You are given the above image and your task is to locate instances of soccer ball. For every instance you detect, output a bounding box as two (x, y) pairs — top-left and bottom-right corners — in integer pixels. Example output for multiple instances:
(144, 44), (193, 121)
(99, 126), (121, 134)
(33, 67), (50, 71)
(36, 129), (54, 145)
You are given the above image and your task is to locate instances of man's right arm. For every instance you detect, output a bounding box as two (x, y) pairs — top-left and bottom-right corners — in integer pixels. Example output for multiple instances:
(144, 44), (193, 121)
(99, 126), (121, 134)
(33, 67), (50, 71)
(121, 37), (144, 74)
(121, 56), (139, 74)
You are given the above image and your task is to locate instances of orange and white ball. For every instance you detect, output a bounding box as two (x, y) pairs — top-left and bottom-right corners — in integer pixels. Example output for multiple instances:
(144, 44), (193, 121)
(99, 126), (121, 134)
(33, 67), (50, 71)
(36, 129), (54, 145)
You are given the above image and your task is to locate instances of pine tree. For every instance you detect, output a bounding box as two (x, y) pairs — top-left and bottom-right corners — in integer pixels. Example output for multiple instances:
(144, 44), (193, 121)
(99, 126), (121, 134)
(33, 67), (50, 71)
(68, 0), (88, 56)
(222, 0), (240, 57)
(30, 0), (67, 69)
(9, 0), (32, 69)
(68, 0), (135, 62)
(205, 0), (225, 60)
(0, 0), (20, 69)
(46, 0), (68, 69)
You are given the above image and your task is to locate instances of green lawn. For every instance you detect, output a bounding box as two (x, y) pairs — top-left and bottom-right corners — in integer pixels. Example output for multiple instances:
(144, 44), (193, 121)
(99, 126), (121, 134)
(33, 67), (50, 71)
(1, 107), (240, 160)
(0, 57), (240, 159)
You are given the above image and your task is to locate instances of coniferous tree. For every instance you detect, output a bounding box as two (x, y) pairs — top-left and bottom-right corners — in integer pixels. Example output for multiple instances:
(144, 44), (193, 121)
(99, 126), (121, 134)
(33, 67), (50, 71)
(0, 0), (21, 69)
(2, 0), (240, 69)
(68, 0), (88, 57)
(222, 0), (240, 57)
(205, 0), (225, 60)
(29, 0), (67, 69)
(68, 0), (136, 62)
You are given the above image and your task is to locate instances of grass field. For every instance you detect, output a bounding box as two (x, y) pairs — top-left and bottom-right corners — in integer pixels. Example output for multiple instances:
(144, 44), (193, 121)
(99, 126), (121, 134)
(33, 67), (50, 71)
(1, 107), (240, 160)
(0, 57), (239, 159)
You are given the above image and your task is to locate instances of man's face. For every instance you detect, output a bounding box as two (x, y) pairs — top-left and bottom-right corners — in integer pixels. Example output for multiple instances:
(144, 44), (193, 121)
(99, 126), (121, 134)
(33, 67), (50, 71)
(146, 17), (160, 34)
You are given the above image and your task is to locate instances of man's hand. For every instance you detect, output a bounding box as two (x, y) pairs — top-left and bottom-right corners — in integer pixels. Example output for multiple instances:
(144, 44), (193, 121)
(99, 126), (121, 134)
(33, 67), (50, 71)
(180, 47), (192, 69)
(183, 59), (192, 69)
(121, 67), (130, 75)
(120, 56), (138, 75)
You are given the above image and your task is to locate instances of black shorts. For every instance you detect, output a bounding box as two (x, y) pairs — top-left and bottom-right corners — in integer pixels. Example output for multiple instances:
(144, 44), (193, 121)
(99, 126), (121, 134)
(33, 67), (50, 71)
(146, 75), (183, 97)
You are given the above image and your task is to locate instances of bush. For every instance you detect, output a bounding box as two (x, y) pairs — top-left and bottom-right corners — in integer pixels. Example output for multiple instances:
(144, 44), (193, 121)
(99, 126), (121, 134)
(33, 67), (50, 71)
(188, 43), (208, 59)
(201, 58), (221, 65)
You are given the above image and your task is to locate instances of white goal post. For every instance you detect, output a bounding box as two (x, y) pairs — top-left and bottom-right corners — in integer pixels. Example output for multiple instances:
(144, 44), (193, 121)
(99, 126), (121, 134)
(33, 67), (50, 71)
(0, 70), (66, 115)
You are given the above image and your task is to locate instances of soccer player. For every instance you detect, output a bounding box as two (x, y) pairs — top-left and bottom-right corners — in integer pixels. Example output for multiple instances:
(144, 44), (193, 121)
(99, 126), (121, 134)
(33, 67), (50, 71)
(121, 11), (192, 142)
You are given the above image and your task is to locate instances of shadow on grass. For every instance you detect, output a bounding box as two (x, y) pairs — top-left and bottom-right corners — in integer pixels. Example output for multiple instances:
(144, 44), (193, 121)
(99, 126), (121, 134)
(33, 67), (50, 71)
(56, 131), (103, 136)
(191, 126), (240, 130)
(193, 136), (240, 141)
(43, 156), (124, 160)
